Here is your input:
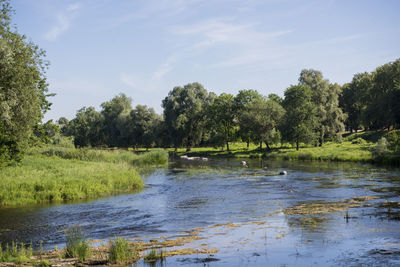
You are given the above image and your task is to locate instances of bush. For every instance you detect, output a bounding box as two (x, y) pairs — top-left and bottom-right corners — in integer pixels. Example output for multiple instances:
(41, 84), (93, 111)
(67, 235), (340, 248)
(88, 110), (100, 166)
(386, 130), (400, 152)
(373, 137), (389, 157)
(108, 237), (135, 264)
(65, 225), (91, 262)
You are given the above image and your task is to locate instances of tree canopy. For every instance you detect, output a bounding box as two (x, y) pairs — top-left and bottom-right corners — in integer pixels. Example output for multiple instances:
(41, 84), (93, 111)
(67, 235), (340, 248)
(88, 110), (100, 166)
(0, 0), (51, 166)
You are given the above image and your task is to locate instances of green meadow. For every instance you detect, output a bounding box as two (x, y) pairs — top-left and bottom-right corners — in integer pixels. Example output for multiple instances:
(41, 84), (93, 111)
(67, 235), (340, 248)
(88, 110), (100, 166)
(0, 148), (168, 206)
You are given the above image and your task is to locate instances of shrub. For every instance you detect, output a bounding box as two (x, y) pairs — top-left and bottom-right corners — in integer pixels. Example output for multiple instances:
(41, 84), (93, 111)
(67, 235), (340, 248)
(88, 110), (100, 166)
(65, 225), (91, 262)
(386, 130), (400, 152)
(373, 137), (389, 157)
(108, 237), (136, 264)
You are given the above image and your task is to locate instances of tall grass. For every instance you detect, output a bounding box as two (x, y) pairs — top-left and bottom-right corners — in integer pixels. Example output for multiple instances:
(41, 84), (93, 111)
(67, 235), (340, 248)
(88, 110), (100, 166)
(65, 225), (91, 262)
(0, 155), (143, 206)
(0, 241), (33, 264)
(108, 237), (136, 264)
(39, 147), (168, 166)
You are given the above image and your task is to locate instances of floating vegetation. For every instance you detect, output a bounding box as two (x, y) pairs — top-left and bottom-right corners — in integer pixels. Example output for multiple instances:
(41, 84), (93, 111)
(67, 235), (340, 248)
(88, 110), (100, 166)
(283, 196), (380, 215)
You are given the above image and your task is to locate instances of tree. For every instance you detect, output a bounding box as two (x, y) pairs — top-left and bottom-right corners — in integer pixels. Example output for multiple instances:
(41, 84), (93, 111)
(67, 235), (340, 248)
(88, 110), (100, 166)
(340, 72), (372, 132)
(162, 82), (213, 151)
(100, 93), (132, 147)
(128, 105), (162, 150)
(0, 0), (51, 165)
(67, 107), (103, 147)
(299, 69), (346, 145)
(367, 59), (400, 130)
(208, 93), (236, 151)
(281, 84), (318, 150)
(233, 89), (264, 149)
(239, 97), (285, 150)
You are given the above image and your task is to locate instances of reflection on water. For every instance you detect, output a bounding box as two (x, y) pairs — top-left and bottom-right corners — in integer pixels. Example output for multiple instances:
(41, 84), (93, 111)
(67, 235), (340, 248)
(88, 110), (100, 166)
(0, 159), (400, 266)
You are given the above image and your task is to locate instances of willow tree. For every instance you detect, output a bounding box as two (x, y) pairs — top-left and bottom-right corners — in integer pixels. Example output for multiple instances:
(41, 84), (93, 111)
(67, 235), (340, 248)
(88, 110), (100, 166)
(299, 69), (346, 145)
(0, 0), (51, 166)
(162, 82), (214, 151)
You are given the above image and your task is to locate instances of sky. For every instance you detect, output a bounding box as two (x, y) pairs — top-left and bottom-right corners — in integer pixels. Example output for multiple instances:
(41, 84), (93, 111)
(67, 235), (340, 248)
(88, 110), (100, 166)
(11, 0), (400, 121)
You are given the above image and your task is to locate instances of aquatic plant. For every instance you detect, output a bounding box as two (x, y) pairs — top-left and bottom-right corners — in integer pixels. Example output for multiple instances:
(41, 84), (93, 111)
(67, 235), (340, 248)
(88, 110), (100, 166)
(65, 225), (91, 262)
(144, 249), (165, 262)
(108, 237), (136, 264)
(0, 241), (32, 264)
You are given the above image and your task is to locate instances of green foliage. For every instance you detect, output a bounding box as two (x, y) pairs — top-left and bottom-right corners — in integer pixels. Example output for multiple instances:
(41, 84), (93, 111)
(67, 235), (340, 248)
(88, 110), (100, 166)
(128, 105), (163, 149)
(0, 0), (52, 166)
(373, 137), (389, 157)
(386, 130), (400, 152)
(144, 249), (164, 262)
(101, 93), (132, 147)
(0, 241), (32, 263)
(162, 83), (214, 150)
(65, 225), (91, 262)
(108, 237), (135, 264)
(351, 137), (367, 145)
(0, 154), (143, 206)
(239, 97), (285, 150)
(281, 84), (318, 150)
(208, 93), (237, 150)
(132, 149), (168, 166)
(299, 69), (346, 145)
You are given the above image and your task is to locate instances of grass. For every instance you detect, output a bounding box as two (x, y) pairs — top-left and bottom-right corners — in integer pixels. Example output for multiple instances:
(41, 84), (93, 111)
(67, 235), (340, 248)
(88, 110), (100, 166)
(65, 225), (91, 262)
(0, 241), (33, 264)
(0, 146), (169, 206)
(170, 131), (400, 165)
(144, 249), (164, 263)
(0, 154), (144, 206)
(108, 237), (137, 264)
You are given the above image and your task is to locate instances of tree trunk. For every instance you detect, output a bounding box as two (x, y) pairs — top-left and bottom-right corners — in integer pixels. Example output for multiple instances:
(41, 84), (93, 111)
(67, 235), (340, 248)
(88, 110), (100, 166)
(265, 141), (271, 151)
(174, 147), (178, 152)
(247, 140), (250, 150)
(259, 141), (262, 150)
(296, 141), (299, 151)
(226, 142), (230, 151)
(186, 147), (191, 152)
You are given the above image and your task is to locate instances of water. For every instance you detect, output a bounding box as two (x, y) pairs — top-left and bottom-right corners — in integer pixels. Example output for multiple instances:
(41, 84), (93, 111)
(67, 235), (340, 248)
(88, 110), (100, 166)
(1, 159), (400, 266)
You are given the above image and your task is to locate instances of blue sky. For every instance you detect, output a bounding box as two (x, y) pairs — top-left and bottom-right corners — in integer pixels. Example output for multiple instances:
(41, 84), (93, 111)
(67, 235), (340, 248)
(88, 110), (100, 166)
(12, 0), (400, 121)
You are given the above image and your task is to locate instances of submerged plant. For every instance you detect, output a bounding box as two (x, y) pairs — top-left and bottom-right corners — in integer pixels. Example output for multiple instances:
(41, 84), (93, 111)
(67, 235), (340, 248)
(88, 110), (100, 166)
(144, 249), (164, 262)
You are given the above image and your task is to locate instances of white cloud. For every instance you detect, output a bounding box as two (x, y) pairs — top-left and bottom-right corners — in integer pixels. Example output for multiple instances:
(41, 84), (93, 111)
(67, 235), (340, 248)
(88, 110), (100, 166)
(45, 3), (81, 41)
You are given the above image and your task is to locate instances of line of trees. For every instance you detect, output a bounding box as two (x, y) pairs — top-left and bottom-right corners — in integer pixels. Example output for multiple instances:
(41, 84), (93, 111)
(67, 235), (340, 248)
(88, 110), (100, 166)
(58, 58), (399, 152)
(56, 69), (345, 151)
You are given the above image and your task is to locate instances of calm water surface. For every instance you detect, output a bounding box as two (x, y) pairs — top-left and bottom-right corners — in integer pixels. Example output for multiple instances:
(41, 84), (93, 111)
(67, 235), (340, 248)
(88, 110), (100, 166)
(1, 159), (400, 266)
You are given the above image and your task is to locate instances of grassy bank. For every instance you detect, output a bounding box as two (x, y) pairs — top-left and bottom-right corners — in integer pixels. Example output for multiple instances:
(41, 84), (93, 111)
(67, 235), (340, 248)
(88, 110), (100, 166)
(0, 148), (168, 206)
(170, 131), (400, 165)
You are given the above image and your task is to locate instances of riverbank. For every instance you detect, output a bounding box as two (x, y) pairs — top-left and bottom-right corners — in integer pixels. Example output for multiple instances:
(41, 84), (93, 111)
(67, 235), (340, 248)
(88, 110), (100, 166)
(170, 131), (400, 165)
(0, 147), (168, 206)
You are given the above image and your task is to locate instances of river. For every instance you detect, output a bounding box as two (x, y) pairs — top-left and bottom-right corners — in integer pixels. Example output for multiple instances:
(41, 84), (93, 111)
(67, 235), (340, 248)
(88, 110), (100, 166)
(1, 159), (400, 266)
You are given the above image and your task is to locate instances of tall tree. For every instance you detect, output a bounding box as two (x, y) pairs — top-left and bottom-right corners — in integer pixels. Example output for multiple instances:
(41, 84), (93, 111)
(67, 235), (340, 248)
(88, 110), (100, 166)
(128, 105), (162, 150)
(340, 72), (372, 132)
(281, 84), (318, 150)
(100, 93), (132, 147)
(233, 89), (263, 149)
(162, 82), (213, 151)
(67, 107), (103, 147)
(239, 97), (285, 150)
(208, 93), (236, 151)
(367, 59), (400, 130)
(299, 69), (345, 145)
(0, 0), (51, 165)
